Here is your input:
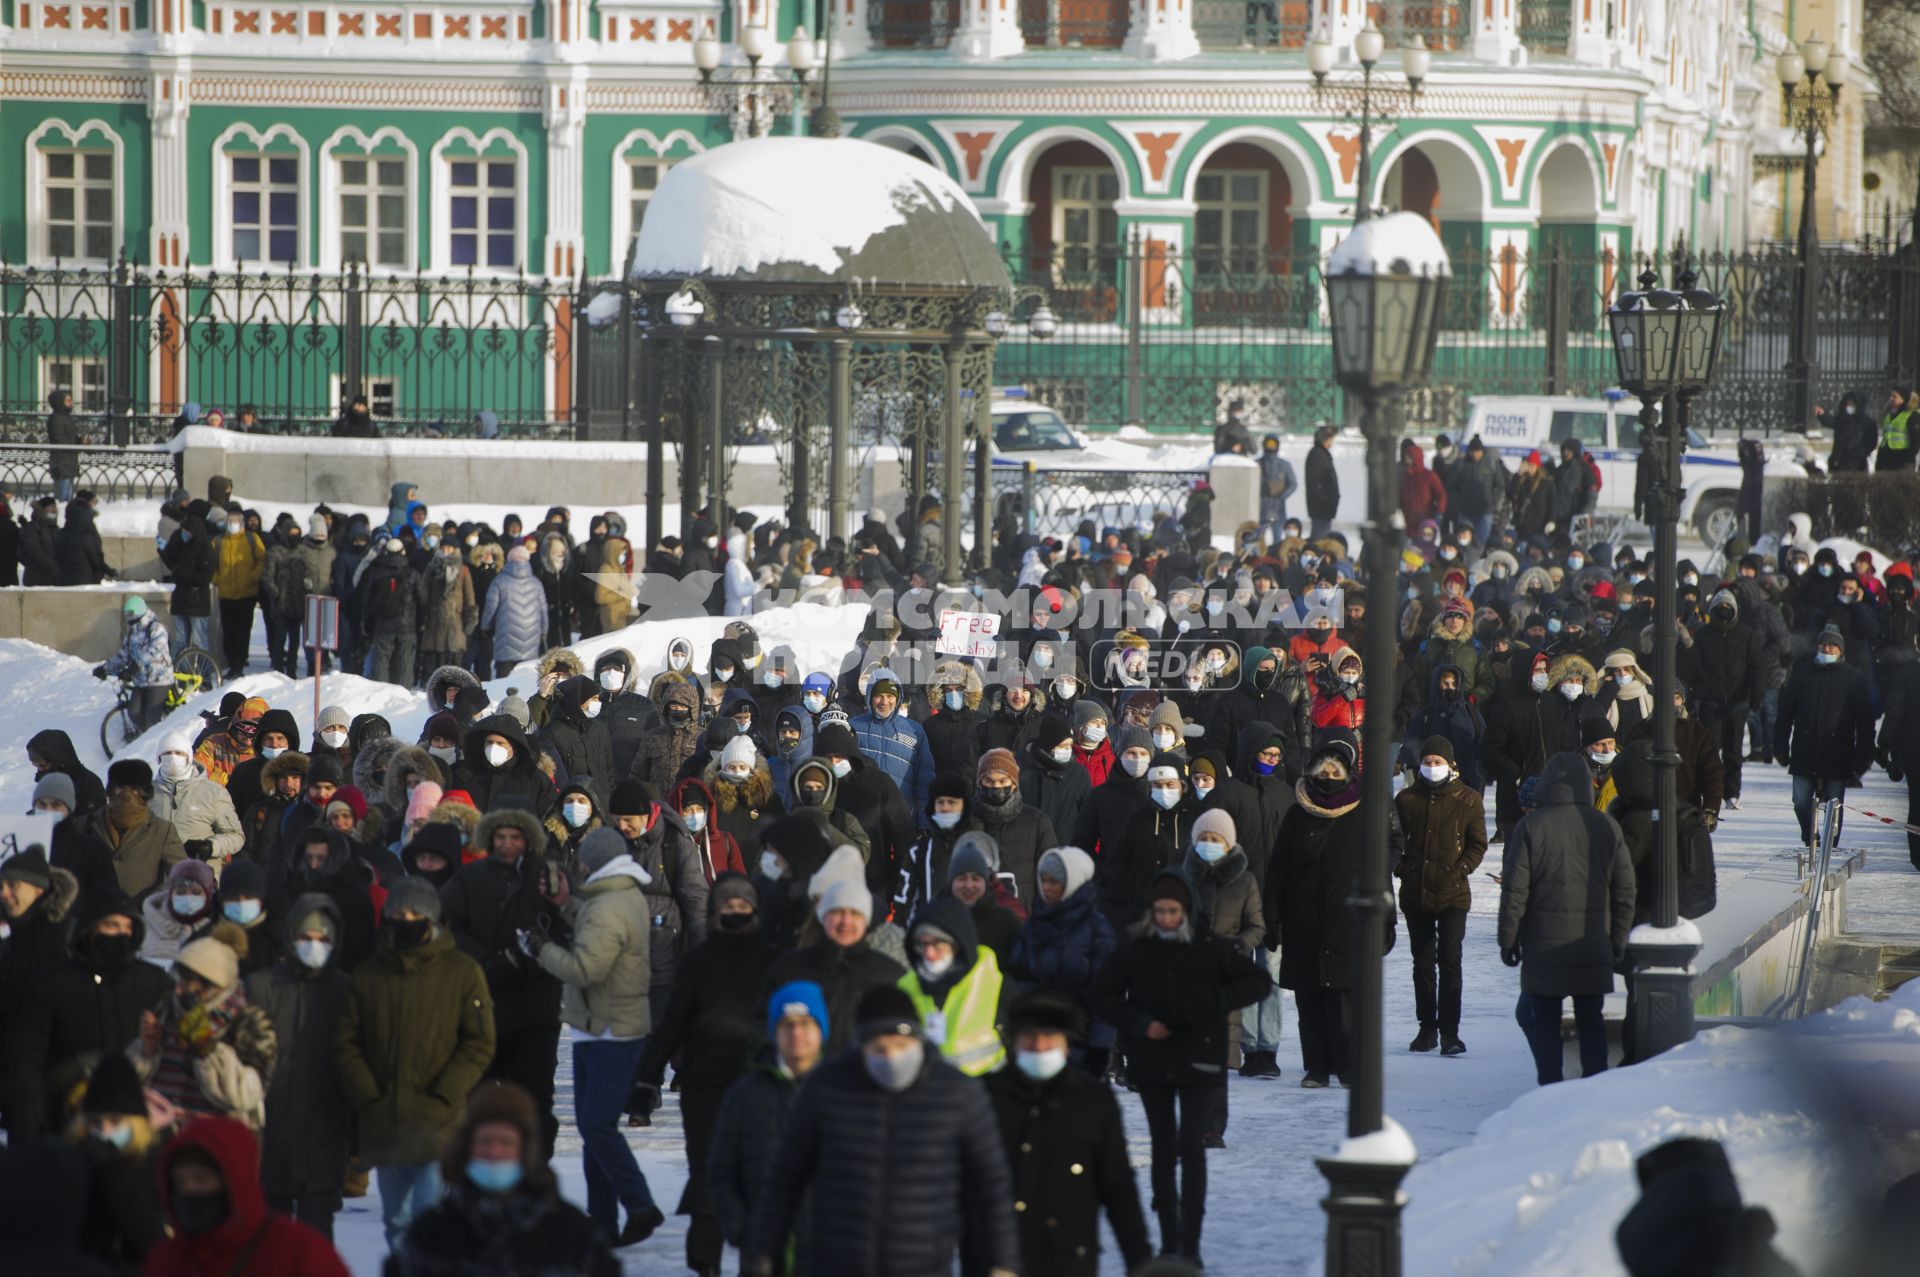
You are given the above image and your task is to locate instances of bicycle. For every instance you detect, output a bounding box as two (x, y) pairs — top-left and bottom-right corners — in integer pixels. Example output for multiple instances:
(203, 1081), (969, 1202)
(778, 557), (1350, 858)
(99, 644), (220, 756)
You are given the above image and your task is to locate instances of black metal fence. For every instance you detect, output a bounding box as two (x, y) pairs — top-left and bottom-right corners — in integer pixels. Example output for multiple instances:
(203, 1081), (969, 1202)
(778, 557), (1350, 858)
(991, 237), (1920, 436)
(0, 444), (177, 500)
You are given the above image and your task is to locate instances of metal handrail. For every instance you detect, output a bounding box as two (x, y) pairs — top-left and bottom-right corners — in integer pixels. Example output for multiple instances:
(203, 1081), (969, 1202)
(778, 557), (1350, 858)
(1781, 796), (1841, 1018)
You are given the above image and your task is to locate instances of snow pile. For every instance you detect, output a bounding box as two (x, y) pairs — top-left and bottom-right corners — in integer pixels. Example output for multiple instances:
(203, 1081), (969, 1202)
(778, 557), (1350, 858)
(1326, 211), (1453, 278)
(1397, 983), (1920, 1277)
(629, 136), (980, 279)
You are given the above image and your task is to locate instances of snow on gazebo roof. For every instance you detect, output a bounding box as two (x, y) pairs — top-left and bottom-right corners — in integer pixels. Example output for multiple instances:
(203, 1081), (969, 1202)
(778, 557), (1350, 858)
(628, 136), (1011, 292)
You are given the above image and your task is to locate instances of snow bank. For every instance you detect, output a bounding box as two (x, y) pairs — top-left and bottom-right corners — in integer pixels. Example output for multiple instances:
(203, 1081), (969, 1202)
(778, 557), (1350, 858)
(629, 136), (980, 279)
(1396, 982), (1920, 1277)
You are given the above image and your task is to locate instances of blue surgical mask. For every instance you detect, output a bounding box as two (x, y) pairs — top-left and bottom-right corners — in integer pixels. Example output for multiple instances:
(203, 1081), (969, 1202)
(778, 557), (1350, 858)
(467, 1158), (523, 1193)
(944, 690), (964, 711)
(830, 758), (851, 779)
(803, 692), (826, 713)
(683, 809), (707, 833)
(97, 1123), (134, 1149)
(931, 809), (961, 830)
(1815, 650), (1839, 665)
(1194, 839), (1228, 863)
(222, 899), (262, 925)
(1015, 1047), (1068, 1082)
(1254, 758), (1277, 776)
(294, 938), (333, 970)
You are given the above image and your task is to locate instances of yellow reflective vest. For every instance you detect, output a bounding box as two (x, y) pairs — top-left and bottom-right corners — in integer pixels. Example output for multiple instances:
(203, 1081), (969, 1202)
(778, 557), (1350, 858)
(1884, 408), (1913, 453)
(898, 947), (1005, 1077)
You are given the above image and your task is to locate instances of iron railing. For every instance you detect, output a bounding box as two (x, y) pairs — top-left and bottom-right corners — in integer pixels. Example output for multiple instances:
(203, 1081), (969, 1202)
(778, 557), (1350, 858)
(1517, 0), (1571, 54)
(1193, 0), (1311, 49)
(1372, 0), (1470, 52)
(1019, 0), (1129, 47)
(868, 0), (956, 47)
(990, 236), (1920, 435)
(993, 464), (1207, 537)
(0, 444), (178, 499)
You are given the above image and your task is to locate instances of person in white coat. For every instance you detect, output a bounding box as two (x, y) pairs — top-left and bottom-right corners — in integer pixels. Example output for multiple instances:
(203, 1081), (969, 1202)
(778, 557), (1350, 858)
(724, 528), (755, 617)
(149, 731), (244, 870)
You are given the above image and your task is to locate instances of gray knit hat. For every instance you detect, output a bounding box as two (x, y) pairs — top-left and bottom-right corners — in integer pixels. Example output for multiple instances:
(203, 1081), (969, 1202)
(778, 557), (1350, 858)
(576, 826), (632, 878)
(383, 875), (444, 922)
(317, 704), (352, 733)
(498, 686), (531, 729)
(29, 772), (75, 812)
(947, 831), (999, 885)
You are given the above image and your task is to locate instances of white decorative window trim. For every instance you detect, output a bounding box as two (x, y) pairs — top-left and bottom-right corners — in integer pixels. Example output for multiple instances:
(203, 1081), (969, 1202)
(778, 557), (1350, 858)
(994, 125), (1133, 206)
(24, 118), (125, 267)
(608, 128), (704, 272)
(317, 125), (420, 275)
(210, 121), (312, 271)
(429, 126), (531, 275)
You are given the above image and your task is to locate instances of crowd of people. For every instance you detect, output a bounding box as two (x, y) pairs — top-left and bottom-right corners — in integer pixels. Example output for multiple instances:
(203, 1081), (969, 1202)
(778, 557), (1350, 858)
(7, 410), (1920, 1277)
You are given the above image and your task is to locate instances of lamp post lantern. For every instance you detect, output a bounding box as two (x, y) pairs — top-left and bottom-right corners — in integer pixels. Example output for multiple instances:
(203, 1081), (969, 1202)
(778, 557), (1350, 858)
(1610, 263), (1724, 1062)
(1777, 35), (1846, 428)
(1319, 210), (1449, 1277)
(1309, 20), (1426, 222)
(690, 17), (826, 138)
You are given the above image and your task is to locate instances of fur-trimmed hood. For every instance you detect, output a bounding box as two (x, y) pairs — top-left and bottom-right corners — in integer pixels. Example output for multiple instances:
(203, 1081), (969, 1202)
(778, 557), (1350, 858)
(468, 541), (505, 572)
(703, 757), (774, 813)
(1480, 549), (1519, 578)
(382, 746), (447, 814)
(1546, 652), (1599, 695)
(474, 807), (548, 855)
(351, 735), (406, 805)
(537, 647), (586, 681)
(425, 664), (481, 711)
(260, 750), (312, 797)
(594, 646), (642, 696)
(426, 797), (482, 841)
(927, 659), (985, 712)
(30, 866), (79, 924)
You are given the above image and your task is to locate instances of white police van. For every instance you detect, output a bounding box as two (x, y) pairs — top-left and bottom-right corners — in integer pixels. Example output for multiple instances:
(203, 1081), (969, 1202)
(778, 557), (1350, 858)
(1464, 392), (1799, 544)
(987, 388), (1091, 467)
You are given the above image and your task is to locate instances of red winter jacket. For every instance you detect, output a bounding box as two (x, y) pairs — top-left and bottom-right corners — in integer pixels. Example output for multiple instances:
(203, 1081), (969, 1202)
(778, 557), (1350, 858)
(1400, 443), (1448, 529)
(1073, 738), (1115, 789)
(147, 1116), (348, 1277)
(669, 775), (748, 883)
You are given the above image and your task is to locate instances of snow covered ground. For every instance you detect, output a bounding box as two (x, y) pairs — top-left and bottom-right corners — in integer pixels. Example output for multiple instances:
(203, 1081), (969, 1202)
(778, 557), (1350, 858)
(7, 599), (1920, 1276)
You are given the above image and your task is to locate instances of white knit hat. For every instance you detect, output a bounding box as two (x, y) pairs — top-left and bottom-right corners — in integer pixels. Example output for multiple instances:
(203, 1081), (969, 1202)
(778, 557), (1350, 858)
(719, 735), (757, 771)
(816, 875), (873, 923)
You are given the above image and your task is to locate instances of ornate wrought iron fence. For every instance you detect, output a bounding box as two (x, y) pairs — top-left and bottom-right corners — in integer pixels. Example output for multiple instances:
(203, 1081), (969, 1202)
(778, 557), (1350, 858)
(992, 464), (1207, 538)
(1, 259), (581, 442)
(1516, 0), (1571, 53)
(991, 237), (1920, 436)
(0, 444), (177, 499)
(1193, 0), (1311, 48)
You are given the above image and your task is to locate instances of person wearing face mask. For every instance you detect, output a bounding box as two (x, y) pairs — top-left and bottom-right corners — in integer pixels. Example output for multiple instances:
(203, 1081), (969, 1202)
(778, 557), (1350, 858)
(1090, 869), (1270, 1261)
(449, 715), (555, 820)
(64, 1051), (168, 1270)
(785, 754), (873, 860)
(479, 542), (551, 676)
(214, 859), (283, 978)
(709, 981), (826, 1266)
(794, 669), (837, 729)
(764, 849), (908, 1058)
(1069, 698), (1116, 786)
(767, 704), (814, 801)
(337, 876), (495, 1248)
(225, 708), (301, 807)
(976, 669), (1048, 756)
(537, 675), (616, 811)
(1009, 845), (1117, 1073)
(1581, 716), (1622, 809)
(1826, 390), (1875, 471)
(896, 895), (1005, 1076)
(1775, 625), (1876, 847)
(809, 722), (915, 910)
(144, 1114), (346, 1277)
(922, 660), (986, 780)
(1309, 644), (1367, 747)
(270, 753), (354, 871)
(243, 894), (350, 1240)
(743, 982), (1016, 1277)
(1267, 730), (1398, 1088)
(129, 921), (274, 1126)
(940, 832), (1022, 959)
(1183, 808), (1265, 1142)
(1399, 663), (1486, 791)
(634, 678), (706, 799)
(150, 730), (244, 870)
(588, 649), (655, 781)
(525, 530), (577, 651)
(140, 858), (219, 964)
(0, 845), (77, 1108)
(419, 534), (479, 680)
(1482, 652), (1555, 841)
(970, 747), (1059, 907)
(670, 774), (749, 885)
(703, 734), (774, 863)
(1020, 713), (1092, 843)
(1102, 752), (1191, 928)
(1817, 570), (1882, 680)
(540, 781), (603, 871)
(895, 771), (973, 921)
(73, 758), (185, 899)
(1393, 737), (1485, 1058)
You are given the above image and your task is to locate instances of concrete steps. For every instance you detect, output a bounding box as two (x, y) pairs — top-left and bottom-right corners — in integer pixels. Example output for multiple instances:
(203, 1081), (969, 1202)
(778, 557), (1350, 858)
(1809, 934), (1920, 1006)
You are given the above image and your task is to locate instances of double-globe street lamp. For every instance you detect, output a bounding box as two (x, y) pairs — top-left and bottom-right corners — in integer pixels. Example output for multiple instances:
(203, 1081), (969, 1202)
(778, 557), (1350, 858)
(1308, 19), (1430, 222)
(1609, 265), (1725, 1060)
(1320, 210), (1449, 1277)
(1775, 35), (1848, 428)
(693, 18), (834, 138)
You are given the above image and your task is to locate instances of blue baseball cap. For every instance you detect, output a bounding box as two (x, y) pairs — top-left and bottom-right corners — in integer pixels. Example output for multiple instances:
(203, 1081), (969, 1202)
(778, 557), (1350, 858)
(767, 979), (829, 1040)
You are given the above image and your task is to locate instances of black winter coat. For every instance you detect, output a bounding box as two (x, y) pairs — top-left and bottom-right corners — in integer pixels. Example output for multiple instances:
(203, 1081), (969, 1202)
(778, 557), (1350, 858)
(1007, 883), (1119, 1048)
(745, 1049), (1018, 1277)
(30, 728), (106, 818)
(245, 895), (352, 1198)
(539, 698), (616, 811)
(0, 867), (75, 1058)
(1230, 720), (1296, 882)
(970, 792), (1058, 908)
(360, 552), (425, 639)
(831, 758), (916, 914)
(922, 705), (984, 779)
(764, 939), (905, 1055)
(1100, 798), (1188, 925)
(18, 511), (59, 586)
(450, 716), (557, 819)
(440, 852), (564, 1033)
(1685, 615), (1763, 710)
(975, 699), (1045, 757)
(1019, 741), (1090, 846)
(1879, 661), (1920, 777)
(386, 1181), (618, 1277)
(636, 923), (769, 1093)
(1267, 784), (1400, 991)
(1207, 665), (1314, 775)
(1071, 769), (1148, 862)
(1090, 917), (1271, 1086)
(1393, 777), (1487, 914)
(985, 1065), (1152, 1276)
(55, 501), (110, 585)
(625, 805), (712, 992)
(161, 518), (216, 616)
(267, 829), (377, 973)
(1774, 656), (1875, 782)
(601, 691), (657, 783)
(1305, 443), (1340, 521)
(708, 1060), (806, 1250)
(6, 919), (170, 1141)
(1497, 752), (1635, 997)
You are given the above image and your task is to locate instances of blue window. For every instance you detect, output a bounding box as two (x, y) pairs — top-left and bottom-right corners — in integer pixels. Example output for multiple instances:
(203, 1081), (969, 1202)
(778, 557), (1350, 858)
(230, 152), (298, 264)
(449, 158), (515, 269)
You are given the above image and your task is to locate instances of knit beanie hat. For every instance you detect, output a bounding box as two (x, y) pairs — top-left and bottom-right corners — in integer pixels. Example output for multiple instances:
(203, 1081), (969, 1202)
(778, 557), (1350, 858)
(498, 687), (531, 729)
(809, 844), (868, 902)
(306, 754), (346, 787)
(1036, 845), (1095, 899)
(1072, 699), (1108, 733)
(1189, 754), (1217, 780)
(166, 859), (217, 896)
(405, 782), (444, 827)
(1115, 724), (1152, 757)
(1816, 625), (1846, 650)
(1147, 869), (1194, 913)
(107, 759), (154, 791)
(710, 872), (759, 916)
(1034, 714), (1072, 752)
(218, 858), (267, 902)
(0, 845), (51, 891)
(609, 779), (658, 817)
(82, 1053), (148, 1119)
(1582, 716), (1617, 747)
(423, 712), (460, 745)
(317, 704), (352, 733)
(767, 979), (829, 1040)
(976, 748), (1020, 787)
(383, 875), (444, 922)
(1191, 807), (1236, 847)
(176, 922), (248, 989)
(289, 896), (339, 943)
(816, 876), (873, 923)
(854, 984), (921, 1042)
(30, 772), (75, 811)
(947, 831), (999, 885)
(1420, 735), (1457, 765)
(577, 826), (635, 878)
(929, 770), (968, 803)
(719, 735), (758, 771)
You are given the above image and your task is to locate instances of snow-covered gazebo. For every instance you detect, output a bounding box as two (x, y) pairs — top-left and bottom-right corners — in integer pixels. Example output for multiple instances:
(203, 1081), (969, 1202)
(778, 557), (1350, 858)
(612, 135), (1047, 572)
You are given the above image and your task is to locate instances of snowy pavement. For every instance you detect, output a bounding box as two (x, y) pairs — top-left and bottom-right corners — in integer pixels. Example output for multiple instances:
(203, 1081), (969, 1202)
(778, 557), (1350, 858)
(8, 613), (1920, 1275)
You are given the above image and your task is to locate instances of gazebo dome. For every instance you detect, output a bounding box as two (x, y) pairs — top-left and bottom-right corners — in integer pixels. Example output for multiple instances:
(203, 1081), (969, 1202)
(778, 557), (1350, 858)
(628, 136), (1011, 292)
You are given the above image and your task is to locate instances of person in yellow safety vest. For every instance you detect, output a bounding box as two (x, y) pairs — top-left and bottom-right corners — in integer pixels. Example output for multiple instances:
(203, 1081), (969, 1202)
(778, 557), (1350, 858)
(898, 896), (1006, 1077)
(1878, 389), (1917, 473)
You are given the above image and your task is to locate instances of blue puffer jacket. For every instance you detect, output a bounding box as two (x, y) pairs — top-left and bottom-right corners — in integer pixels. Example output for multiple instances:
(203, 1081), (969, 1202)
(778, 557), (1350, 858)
(745, 1048), (1018, 1277)
(1010, 881), (1118, 1048)
(849, 706), (933, 810)
(768, 704), (814, 804)
(481, 558), (549, 665)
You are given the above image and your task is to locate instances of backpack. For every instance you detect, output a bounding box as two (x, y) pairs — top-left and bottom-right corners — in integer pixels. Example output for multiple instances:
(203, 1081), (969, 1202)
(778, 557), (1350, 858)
(369, 569), (408, 624)
(1677, 805), (1717, 919)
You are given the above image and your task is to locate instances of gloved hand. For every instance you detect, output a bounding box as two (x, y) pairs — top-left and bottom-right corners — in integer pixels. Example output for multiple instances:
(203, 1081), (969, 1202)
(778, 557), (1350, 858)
(1891, 764), (1907, 785)
(1700, 811), (1719, 832)
(627, 1081), (662, 1120)
(92, 664), (108, 680)
(515, 928), (545, 960)
(183, 839), (213, 861)
(1501, 945), (1522, 968)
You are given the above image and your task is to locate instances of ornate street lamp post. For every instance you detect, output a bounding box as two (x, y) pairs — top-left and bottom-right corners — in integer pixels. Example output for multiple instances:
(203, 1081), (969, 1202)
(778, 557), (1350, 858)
(1610, 263), (1724, 1061)
(691, 18), (822, 138)
(1320, 210), (1449, 1277)
(1775, 35), (1847, 427)
(1308, 20), (1428, 222)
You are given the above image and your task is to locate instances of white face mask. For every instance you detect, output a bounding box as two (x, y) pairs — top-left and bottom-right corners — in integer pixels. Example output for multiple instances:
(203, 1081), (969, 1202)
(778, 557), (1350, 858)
(485, 742), (512, 768)
(1814, 650), (1839, 665)
(581, 700), (601, 719)
(1589, 750), (1617, 768)
(1152, 729), (1176, 751)
(294, 938), (333, 970)
(916, 952), (954, 981)
(1530, 671), (1550, 693)
(1050, 745), (1073, 764)
(830, 758), (851, 779)
(160, 754), (192, 781)
(721, 766), (752, 783)
(670, 650), (691, 672)
(803, 692), (827, 713)
(1419, 762), (1451, 784)
(599, 670), (624, 692)
(1015, 1046), (1068, 1081)
(259, 745), (284, 761)
(1339, 670), (1361, 686)
(1559, 682), (1583, 701)
(759, 850), (784, 880)
(561, 801), (592, 828)
(930, 809), (962, 830)
(319, 728), (348, 750)
(1192, 778), (1214, 799)
(762, 670), (782, 688)
(1151, 787), (1180, 809)
(428, 745), (458, 765)
(1082, 722), (1106, 745)
(1120, 754), (1149, 778)
(683, 809), (707, 833)
(1194, 838), (1227, 863)
(713, 664), (735, 682)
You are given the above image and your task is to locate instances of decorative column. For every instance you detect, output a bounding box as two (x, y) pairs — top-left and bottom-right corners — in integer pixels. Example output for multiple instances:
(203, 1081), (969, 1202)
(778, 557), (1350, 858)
(1567, 0), (1609, 65)
(1122, 0), (1198, 60)
(148, 70), (192, 268)
(1313, 0), (1365, 62)
(543, 71), (589, 280)
(1473, 0), (1518, 64)
(833, 0), (872, 58)
(953, 0), (1024, 59)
